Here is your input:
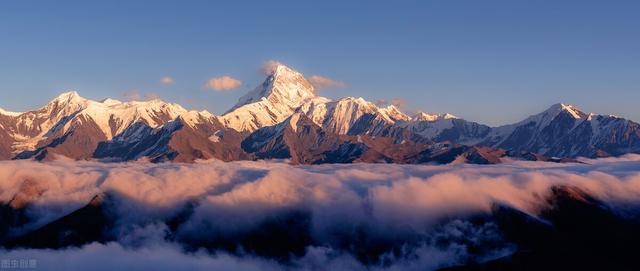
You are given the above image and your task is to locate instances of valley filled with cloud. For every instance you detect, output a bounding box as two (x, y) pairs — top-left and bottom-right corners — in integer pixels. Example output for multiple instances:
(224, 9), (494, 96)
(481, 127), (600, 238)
(2, 156), (640, 270)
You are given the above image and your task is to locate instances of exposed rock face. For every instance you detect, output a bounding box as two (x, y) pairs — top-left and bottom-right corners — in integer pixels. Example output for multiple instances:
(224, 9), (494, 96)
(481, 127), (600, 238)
(0, 65), (639, 164)
(242, 113), (364, 164)
(480, 103), (640, 157)
(241, 113), (507, 165)
(94, 112), (251, 163)
(2, 91), (191, 161)
(0, 128), (13, 160)
(166, 113), (252, 163)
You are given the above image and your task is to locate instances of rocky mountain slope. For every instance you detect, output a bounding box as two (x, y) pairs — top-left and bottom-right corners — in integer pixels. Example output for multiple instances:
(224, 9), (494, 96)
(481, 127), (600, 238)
(480, 103), (640, 157)
(0, 64), (638, 163)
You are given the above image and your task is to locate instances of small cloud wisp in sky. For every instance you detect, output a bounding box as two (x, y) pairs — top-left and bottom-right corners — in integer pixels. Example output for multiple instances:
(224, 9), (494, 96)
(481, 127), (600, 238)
(160, 76), (176, 85)
(205, 76), (242, 91)
(122, 90), (160, 101)
(260, 60), (283, 75)
(308, 75), (345, 89)
(375, 97), (408, 110)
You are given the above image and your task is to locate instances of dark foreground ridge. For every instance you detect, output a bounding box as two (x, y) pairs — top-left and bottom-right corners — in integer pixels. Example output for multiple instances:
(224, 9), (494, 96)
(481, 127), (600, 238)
(2, 185), (640, 270)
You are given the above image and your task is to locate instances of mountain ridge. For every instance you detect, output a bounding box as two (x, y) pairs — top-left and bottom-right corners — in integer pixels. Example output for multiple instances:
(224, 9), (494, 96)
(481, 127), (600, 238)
(1, 64), (639, 163)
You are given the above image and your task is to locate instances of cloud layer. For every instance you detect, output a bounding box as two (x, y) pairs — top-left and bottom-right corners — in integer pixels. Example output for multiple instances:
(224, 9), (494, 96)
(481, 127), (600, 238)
(2, 156), (640, 270)
(205, 76), (242, 91)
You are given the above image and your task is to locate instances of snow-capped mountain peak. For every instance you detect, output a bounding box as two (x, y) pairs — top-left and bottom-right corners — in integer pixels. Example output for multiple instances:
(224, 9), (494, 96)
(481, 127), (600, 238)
(551, 103), (586, 119)
(412, 112), (458, 122)
(177, 110), (216, 128)
(504, 103), (589, 133)
(53, 90), (82, 101)
(77, 98), (188, 138)
(47, 91), (90, 108)
(298, 96), (385, 134)
(228, 64), (316, 112)
(43, 90), (90, 112)
(0, 91), (192, 156)
(1, 86), (639, 163)
(379, 105), (411, 122)
(221, 64), (317, 132)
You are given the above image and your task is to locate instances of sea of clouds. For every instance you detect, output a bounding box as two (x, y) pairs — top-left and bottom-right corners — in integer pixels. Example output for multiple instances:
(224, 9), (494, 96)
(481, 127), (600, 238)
(2, 155), (640, 270)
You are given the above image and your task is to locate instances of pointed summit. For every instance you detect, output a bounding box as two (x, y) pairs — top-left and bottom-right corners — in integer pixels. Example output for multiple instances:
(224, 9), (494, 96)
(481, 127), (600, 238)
(41, 91), (89, 116)
(547, 103), (586, 119)
(222, 63), (317, 132)
(52, 91), (85, 104)
(229, 63), (315, 111)
(521, 103), (588, 129)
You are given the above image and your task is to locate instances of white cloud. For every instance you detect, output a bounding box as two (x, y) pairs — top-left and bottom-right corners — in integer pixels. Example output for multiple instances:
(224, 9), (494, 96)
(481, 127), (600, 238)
(3, 155), (640, 269)
(205, 76), (242, 91)
(308, 75), (345, 89)
(160, 76), (175, 85)
(260, 60), (284, 75)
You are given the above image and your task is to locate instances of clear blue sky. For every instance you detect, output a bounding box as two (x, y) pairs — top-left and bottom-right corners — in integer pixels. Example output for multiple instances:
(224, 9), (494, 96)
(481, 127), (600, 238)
(0, 0), (638, 126)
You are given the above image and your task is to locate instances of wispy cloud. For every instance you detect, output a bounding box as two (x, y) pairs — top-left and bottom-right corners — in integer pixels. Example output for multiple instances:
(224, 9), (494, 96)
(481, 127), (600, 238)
(160, 76), (175, 85)
(260, 60), (284, 75)
(391, 97), (408, 109)
(204, 76), (242, 91)
(375, 97), (408, 109)
(308, 75), (345, 89)
(121, 89), (160, 101)
(121, 90), (160, 101)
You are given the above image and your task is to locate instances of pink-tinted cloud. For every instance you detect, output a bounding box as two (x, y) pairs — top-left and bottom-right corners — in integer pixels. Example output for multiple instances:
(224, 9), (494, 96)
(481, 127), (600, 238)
(160, 76), (175, 85)
(122, 90), (160, 101)
(308, 75), (346, 89)
(3, 156), (640, 270)
(375, 97), (408, 110)
(391, 97), (408, 109)
(260, 60), (284, 75)
(204, 76), (242, 91)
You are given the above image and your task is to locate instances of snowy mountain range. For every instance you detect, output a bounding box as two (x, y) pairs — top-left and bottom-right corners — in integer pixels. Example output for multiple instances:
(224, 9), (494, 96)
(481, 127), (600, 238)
(1, 64), (639, 164)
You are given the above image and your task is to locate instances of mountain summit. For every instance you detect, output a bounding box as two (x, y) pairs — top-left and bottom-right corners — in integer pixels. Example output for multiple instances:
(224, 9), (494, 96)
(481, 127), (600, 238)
(0, 63), (639, 163)
(221, 64), (316, 132)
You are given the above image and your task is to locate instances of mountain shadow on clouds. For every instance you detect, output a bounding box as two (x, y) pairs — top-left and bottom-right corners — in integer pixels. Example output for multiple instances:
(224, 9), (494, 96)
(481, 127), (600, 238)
(4, 177), (640, 270)
(442, 185), (640, 271)
(177, 209), (314, 262)
(3, 193), (114, 249)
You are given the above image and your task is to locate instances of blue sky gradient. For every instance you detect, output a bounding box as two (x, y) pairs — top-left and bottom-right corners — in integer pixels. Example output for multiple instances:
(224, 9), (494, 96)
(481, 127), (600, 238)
(0, 0), (638, 125)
